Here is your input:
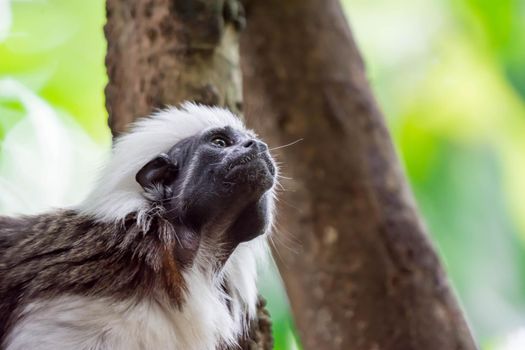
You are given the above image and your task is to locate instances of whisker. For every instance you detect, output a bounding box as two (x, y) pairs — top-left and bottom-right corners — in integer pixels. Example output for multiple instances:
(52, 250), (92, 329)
(273, 179), (286, 192)
(279, 197), (302, 211)
(256, 138), (303, 157)
(268, 138), (304, 152)
(269, 235), (288, 268)
(271, 223), (301, 255)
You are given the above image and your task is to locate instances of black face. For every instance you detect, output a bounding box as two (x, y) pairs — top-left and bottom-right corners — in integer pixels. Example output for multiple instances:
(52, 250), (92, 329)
(136, 126), (276, 263)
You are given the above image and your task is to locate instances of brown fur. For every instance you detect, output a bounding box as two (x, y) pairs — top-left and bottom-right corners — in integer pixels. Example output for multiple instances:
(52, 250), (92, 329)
(0, 210), (186, 343)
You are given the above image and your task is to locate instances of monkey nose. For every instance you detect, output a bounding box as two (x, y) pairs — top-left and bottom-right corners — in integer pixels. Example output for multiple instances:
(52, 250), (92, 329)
(242, 139), (268, 152)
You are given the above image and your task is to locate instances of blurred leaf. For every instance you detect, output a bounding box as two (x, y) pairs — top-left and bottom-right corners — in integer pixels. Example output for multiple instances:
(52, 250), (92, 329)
(452, 0), (525, 100)
(0, 0), (109, 142)
(410, 141), (525, 337)
(0, 78), (107, 214)
(0, 0), (12, 42)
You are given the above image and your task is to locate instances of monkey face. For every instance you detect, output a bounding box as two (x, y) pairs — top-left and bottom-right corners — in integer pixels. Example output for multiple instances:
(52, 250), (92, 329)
(135, 126), (276, 260)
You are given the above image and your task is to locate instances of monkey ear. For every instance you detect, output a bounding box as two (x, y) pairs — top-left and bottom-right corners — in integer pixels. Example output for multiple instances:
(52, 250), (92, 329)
(136, 153), (178, 190)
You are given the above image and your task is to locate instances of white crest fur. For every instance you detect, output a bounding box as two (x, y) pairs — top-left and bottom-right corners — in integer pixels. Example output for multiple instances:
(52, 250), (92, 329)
(79, 102), (246, 225)
(5, 103), (274, 350)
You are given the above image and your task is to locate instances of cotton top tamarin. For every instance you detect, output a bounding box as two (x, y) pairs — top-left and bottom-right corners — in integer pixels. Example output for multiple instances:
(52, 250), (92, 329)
(0, 103), (277, 350)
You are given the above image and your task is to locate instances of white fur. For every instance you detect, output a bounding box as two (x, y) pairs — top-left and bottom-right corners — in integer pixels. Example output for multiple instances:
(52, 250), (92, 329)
(5, 238), (268, 350)
(79, 102), (246, 225)
(5, 104), (274, 350)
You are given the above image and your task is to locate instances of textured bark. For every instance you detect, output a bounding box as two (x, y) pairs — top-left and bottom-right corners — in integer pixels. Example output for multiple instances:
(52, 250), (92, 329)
(104, 0), (272, 348)
(105, 0), (244, 135)
(241, 0), (478, 349)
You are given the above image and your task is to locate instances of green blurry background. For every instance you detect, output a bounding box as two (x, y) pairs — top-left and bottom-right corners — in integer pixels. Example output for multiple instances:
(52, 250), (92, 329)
(1, 0), (525, 349)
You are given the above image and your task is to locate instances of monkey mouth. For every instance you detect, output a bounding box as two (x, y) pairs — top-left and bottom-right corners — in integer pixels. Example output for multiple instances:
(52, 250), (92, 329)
(227, 154), (258, 172)
(224, 153), (276, 187)
(226, 153), (275, 175)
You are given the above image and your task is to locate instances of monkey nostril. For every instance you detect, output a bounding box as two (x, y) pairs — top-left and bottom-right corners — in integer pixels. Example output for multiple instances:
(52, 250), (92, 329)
(243, 140), (255, 148)
(242, 139), (268, 152)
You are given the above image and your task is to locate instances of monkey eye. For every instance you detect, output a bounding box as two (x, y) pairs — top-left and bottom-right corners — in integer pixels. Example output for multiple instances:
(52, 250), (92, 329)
(211, 136), (229, 148)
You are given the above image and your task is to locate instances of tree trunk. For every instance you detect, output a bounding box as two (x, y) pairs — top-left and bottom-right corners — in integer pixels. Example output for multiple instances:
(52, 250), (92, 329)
(104, 1), (272, 348)
(105, 0), (244, 136)
(241, 0), (478, 349)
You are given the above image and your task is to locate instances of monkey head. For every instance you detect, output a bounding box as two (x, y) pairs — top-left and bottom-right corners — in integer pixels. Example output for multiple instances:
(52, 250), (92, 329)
(132, 111), (277, 265)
